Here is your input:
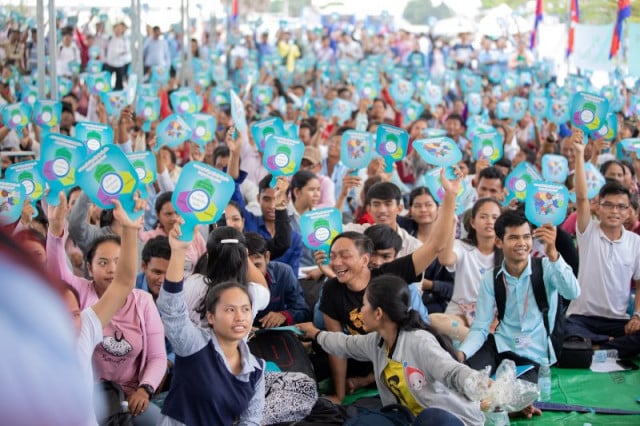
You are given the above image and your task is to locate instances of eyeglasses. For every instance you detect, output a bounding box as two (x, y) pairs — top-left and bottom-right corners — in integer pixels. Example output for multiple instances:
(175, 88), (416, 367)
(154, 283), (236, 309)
(599, 202), (629, 211)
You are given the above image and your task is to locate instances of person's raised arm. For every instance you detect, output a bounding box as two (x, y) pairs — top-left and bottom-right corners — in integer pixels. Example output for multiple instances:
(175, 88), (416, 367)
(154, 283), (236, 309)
(92, 198), (145, 327)
(571, 129), (590, 234)
(437, 214), (458, 268)
(411, 168), (462, 275)
(267, 177), (292, 259)
(226, 126), (241, 180)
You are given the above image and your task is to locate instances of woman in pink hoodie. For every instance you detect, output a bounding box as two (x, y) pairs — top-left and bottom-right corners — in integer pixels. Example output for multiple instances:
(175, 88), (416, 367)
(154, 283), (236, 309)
(47, 193), (167, 426)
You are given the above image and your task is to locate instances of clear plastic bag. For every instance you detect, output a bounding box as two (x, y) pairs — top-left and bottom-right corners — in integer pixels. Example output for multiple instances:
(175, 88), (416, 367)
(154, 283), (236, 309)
(463, 360), (540, 413)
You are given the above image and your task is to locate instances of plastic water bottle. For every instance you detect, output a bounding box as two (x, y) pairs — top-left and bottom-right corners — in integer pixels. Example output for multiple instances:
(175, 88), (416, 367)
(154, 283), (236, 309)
(484, 408), (510, 426)
(538, 363), (552, 402)
(451, 321), (461, 349)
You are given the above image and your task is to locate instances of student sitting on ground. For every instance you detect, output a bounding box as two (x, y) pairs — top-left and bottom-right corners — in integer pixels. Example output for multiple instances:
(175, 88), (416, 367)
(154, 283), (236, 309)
(245, 232), (311, 328)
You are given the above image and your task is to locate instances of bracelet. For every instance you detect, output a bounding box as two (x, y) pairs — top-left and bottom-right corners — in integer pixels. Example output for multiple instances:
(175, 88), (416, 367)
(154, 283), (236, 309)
(313, 330), (322, 341)
(633, 312), (640, 320)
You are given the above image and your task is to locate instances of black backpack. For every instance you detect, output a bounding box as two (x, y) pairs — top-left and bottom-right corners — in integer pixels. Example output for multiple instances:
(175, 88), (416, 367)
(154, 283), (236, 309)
(97, 381), (133, 426)
(494, 257), (565, 363)
(248, 330), (315, 381)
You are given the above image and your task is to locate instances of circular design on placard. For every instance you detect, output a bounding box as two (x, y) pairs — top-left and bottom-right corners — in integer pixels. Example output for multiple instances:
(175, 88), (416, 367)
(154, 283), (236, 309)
(87, 138), (101, 151)
(275, 153), (289, 168)
(195, 126), (206, 137)
(101, 173), (124, 195)
(23, 179), (35, 195)
(135, 167), (146, 180)
(144, 107), (152, 117)
(482, 146), (494, 157)
(53, 158), (70, 177)
(41, 112), (51, 122)
(580, 109), (594, 124)
(96, 82), (104, 91)
(12, 115), (21, 124)
(188, 189), (209, 212)
(384, 141), (397, 154)
(514, 179), (526, 192)
(314, 226), (330, 242)
(180, 101), (189, 111)
(27, 95), (36, 104)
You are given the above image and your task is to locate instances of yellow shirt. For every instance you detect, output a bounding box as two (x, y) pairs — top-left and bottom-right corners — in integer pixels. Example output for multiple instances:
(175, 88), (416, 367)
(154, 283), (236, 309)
(382, 357), (424, 416)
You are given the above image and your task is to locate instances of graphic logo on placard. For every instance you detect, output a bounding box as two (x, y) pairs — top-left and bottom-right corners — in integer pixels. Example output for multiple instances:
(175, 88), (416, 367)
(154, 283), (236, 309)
(346, 138), (368, 160)
(42, 148), (75, 185)
(94, 164), (135, 205)
(306, 218), (338, 248)
(422, 142), (452, 159)
(534, 191), (565, 215)
(531, 98), (547, 116)
(175, 179), (217, 222)
(476, 137), (500, 162)
(16, 171), (42, 199)
(507, 174), (534, 200)
(192, 119), (212, 142)
(4, 105), (29, 129)
(266, 146), (296, 174)
(0, 188), (20, 213)
(379, 134), (404, 161)
(106, 92), (127, 114)
(573, 102), (601, 131)
(35, 105), (58, 127)
(166, 119), (189, 139)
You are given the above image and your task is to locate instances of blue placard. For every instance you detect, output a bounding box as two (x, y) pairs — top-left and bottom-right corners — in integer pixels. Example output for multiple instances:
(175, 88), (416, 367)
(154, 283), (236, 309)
(263, 135), (304, 186)
(375, 124), (408, 173)
(0, 180), (25, 226)
(524, 181), (570, 227)
(172, 162), (235, 241)
(413, 136), (462, 167)
(251, 117), (286, 153)
(39, 134), (86, 205)
(340, 130), (374, 171)
(541, 154), (569, 184)
(76, 145), (143, 219)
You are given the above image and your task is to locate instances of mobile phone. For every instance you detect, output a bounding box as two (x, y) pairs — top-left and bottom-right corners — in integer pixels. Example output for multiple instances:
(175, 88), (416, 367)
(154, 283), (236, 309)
(617, 359), (639, 371)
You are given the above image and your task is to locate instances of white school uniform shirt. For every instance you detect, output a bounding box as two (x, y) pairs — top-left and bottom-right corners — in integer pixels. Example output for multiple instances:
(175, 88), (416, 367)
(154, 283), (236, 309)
(567, 219), (640, 319)
(78, 308), (104, 426)
(445, 240), (495, 315)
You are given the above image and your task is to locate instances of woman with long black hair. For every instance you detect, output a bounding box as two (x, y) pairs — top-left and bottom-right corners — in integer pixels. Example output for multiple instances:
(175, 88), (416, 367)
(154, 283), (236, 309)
(298, 275), (486, 426)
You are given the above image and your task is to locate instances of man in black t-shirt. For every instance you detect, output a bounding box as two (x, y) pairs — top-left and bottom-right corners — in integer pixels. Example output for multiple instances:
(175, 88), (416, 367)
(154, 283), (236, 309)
(314, 169), (461, 404)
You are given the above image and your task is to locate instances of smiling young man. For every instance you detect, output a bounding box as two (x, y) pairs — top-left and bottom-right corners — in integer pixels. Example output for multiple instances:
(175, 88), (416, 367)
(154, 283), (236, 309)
(317, 169), (461, 404)
(345, 182), (422, 257)
(458, 210), (580, 383)
(565, 130), (640, 358)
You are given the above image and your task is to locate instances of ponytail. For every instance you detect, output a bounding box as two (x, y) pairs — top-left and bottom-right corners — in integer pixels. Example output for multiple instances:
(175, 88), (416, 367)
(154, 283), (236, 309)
(368, 275), (457, 359)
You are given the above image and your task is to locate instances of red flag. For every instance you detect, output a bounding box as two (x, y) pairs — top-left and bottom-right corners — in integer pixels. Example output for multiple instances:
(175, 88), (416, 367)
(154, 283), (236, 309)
(609, 0), (631, 59)
(567, 0), (580, 58)
(231, 0), (239, 22)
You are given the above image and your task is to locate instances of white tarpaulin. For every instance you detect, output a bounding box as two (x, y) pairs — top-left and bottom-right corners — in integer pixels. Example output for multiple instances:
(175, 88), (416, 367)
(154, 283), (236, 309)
(572, 23), (614, 72)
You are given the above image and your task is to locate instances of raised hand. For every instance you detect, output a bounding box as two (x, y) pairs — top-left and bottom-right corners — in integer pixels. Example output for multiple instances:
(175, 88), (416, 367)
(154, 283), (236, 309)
(440, 166), (463, 196)
(111, 195), (146, 229)
(571, 129), (585, 155)
(47, 191), (68, 237)
(226, 126), (241, 155)
(532, 224), (558, 262)
(166, 218), (193, 251)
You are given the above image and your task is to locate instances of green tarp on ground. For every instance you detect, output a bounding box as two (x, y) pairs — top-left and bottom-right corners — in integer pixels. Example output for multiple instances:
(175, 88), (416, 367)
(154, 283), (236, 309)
(511, 367), (640, 425)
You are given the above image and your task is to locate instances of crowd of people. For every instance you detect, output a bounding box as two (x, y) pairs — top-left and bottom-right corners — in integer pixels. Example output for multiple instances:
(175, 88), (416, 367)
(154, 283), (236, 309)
(2, 8), (640, 426)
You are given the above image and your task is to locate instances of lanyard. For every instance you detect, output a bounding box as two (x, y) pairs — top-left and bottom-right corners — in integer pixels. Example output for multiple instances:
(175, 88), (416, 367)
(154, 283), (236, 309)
(502, 273), (530, 325)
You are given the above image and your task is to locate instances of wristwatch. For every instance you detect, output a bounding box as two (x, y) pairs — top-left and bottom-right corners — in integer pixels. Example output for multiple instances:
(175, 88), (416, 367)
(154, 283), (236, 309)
(633, 312), (640, 320)
(139, 384), (154, 397)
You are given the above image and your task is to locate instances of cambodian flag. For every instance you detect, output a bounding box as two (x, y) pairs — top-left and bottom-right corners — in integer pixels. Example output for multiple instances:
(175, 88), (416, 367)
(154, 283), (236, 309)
(567, 0), (580, 58)
(530, 0), (544, 50)
(609, 0), (631, 59)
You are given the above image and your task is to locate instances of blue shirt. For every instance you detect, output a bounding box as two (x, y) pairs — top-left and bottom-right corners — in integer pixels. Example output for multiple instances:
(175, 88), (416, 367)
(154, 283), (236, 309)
(143, 37), (171, 68)
(231, 172), (303, 276)
(460, 256), (580, 365)
(256, 261), (311, 325)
